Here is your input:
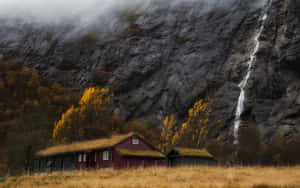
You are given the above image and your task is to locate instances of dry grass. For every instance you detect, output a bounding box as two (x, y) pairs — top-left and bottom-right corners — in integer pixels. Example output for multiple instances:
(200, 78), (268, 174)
(1, 166), (300, 188)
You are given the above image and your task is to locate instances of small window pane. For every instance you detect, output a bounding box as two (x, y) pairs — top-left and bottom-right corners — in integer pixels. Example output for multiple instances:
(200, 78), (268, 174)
(103, 151), (109, 160)
(132, 138), (139, 145)
(78, 154), (82, 162)
(83, 153), (87, 162)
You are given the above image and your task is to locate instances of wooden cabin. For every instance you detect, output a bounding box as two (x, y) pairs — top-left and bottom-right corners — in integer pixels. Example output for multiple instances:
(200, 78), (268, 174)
(33, 133), (165, 173)
(166, 147), (217, 167)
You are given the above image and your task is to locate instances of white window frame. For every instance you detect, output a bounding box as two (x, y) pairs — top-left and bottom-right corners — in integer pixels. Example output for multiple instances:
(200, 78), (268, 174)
(103, 151), (109, 161)
(78, 154), (82, 162)
(132, 138), (139, 145)
(83, 153), (87, 162)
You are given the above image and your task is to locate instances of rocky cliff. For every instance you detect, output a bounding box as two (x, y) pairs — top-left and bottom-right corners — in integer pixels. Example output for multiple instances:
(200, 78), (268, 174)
(0, 0), (299, 141)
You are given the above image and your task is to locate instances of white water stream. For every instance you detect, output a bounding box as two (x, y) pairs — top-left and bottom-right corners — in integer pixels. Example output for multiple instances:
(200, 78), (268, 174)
(233, 0), (273, 144)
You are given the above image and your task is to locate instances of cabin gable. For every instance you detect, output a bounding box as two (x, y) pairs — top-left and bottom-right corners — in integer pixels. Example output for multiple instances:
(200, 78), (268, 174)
(115, 135), (156, 151)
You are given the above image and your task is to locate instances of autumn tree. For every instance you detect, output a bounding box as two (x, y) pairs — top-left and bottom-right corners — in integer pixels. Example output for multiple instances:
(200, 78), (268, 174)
(53, 87), (120, 144)
(174, 98), (213, 148)
(52, 86), (161, 146)
(159, 114), (177, 152)
(159, 98), (213, 151)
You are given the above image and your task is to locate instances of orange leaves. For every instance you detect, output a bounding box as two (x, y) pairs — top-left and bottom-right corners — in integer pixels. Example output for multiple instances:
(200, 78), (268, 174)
(181, 122), (188, 131)
(53, 105), (80, 142)
(53, 87), (114, 144)
(188, 98), (213, 118)
(160, 98), (214, 150)
(163, 114), (176, 129)
(79, 87), (113, 106)
(159, 114), (177, 152)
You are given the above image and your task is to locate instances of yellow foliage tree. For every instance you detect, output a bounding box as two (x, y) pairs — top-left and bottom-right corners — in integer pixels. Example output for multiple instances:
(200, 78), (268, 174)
(177, 98), (213, 148)
(160, 98), (213, 150)
(159, 114), (176, 152)
(52, 87), (116, 144)
(53, 106), (81, 143)
(79, 87), (113, 106)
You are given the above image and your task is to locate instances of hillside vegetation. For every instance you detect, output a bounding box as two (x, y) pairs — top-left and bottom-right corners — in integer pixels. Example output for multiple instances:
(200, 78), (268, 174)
(1, 167), (300, 188)
(2, 60), (300, 176)
(0, 61), (80, 175)
(0, 60), (159, 176)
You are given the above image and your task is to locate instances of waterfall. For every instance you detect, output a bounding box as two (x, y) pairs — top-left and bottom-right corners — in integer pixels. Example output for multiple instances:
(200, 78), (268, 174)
(233, 0), (273, 144)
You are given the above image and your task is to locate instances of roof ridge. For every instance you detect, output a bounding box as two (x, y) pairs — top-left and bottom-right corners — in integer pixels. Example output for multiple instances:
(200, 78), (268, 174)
(111, 132), (136, 147)
(170, 147), (214, 159)
(36, 132), (137, 157)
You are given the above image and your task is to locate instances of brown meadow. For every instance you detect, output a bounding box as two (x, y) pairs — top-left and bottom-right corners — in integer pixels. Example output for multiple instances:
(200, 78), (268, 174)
(1, 166), (300, 188)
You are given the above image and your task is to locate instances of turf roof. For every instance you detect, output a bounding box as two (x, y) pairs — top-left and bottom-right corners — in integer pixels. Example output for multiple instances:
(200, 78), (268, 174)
(116, 148), (165, 158)
(36, 133), (135, 157)
(173, 147), (214, 158)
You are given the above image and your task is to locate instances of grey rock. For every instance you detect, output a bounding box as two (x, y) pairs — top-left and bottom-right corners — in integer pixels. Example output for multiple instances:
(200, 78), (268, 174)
(296, 95), (300, 105)
(0, 0), (299, 141)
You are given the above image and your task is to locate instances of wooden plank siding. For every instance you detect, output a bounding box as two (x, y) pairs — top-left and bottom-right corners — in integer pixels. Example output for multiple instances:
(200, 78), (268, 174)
(166, 148), (218, 167)
(33, 133), (166, 173)
(167, 156), (217, 167)
(113, 154), (165, 169)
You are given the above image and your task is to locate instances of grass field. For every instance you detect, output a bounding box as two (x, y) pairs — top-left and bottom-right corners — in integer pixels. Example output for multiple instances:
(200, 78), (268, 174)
(1, 166), (300, 188)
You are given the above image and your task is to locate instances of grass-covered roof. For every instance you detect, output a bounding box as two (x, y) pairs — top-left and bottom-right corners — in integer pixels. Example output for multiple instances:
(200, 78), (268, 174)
(173, 147), (214, 158)
(116, 148), (165, 158)
(36, 133), (135, 157)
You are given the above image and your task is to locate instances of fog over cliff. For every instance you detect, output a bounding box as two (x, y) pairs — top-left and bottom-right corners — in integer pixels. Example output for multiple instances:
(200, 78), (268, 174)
(0, 0), (266, 29)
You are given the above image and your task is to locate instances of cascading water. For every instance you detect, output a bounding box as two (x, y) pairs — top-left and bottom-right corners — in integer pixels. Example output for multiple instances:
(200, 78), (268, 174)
(233, 0), (273, 144)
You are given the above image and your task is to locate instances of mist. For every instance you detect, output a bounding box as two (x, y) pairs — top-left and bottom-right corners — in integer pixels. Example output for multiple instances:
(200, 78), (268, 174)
(0, 0), (190, 26)
(0, 0), (268, 39)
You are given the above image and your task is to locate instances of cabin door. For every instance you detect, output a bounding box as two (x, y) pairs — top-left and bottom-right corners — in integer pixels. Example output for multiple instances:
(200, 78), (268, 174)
(87, 152), (96, 168)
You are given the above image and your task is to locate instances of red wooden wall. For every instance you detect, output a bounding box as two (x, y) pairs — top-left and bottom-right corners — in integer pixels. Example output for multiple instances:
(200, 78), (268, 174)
(113, 135), (165, 168)
(112, 150), (165, 169)
(95, 150), (113, 169)
(75, 134), (165, 170)
(76, 152), (96, 170)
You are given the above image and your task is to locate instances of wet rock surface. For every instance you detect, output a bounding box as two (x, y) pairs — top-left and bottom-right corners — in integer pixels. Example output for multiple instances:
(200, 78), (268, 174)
(0, 0), (299, 141)
(246, 0), (300, 141)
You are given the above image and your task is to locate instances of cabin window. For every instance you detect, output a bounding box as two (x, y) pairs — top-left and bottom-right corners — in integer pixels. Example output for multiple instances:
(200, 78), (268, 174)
(83, 153), (87, 162)
(94, 152), (97, 162)
(78, 154), (82, 162)
(103, 151), (109, 160)
(132, 138), (139, 145)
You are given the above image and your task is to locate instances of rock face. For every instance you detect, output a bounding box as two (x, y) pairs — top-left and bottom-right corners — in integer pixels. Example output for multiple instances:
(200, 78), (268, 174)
(0, 0), (299, 141)
(246, 0), (300, 140)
